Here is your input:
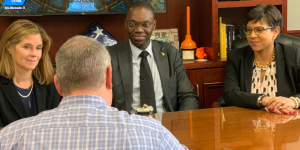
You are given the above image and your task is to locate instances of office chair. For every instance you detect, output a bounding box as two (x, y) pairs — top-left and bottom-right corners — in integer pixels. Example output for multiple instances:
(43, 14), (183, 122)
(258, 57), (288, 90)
(232, 34), (300, 50)
(211, 34), (300, 108)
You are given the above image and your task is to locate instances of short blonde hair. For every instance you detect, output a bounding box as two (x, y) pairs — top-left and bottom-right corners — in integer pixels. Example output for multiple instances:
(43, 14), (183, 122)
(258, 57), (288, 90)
(0, 19), (54, 85)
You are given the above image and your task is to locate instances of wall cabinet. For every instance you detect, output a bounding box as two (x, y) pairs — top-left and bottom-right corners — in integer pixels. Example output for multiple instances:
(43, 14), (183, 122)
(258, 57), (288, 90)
(185, 65), (225, 109)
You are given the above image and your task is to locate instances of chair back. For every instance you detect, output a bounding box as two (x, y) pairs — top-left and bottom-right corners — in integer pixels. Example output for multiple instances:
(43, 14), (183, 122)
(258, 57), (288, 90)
(231, 34), (300, 50)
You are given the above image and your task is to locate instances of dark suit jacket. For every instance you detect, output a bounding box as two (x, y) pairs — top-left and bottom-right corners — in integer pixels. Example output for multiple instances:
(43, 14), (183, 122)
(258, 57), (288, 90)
(0, 76), (60, 127)
(223, 42), (300, 108)
(108, 39), (199, 113)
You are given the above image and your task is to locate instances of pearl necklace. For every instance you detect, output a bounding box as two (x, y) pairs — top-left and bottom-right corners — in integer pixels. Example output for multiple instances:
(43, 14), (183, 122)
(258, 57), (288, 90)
(17, 81), (33, 98)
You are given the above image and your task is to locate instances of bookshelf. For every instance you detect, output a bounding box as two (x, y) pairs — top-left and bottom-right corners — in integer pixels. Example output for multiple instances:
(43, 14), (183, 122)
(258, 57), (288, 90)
(185, 0), (287, 109)
(197, 0), (287, 62)
(218, 0), (283, 8)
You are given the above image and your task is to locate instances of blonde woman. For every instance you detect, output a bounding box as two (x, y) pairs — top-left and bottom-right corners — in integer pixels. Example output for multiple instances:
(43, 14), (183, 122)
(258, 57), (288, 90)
(0, 19), (60, 127)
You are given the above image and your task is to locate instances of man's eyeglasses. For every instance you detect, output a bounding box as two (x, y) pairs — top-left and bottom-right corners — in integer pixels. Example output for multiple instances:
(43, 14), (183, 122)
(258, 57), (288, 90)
(127, 20), (154, 29)
(244, 26), (273, 35)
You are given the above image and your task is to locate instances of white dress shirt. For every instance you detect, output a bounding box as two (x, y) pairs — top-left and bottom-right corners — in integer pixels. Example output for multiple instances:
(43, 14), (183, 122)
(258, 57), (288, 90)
(129, 40), (165, 114)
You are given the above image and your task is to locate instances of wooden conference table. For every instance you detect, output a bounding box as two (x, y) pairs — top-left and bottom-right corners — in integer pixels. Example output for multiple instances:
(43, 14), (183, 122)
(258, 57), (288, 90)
(154, 107), (300, 150)
(1, 107), (300, 149)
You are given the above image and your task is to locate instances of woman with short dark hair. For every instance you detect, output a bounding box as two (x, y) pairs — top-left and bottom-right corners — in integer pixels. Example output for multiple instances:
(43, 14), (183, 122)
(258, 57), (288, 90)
(223, 4), (300, 114)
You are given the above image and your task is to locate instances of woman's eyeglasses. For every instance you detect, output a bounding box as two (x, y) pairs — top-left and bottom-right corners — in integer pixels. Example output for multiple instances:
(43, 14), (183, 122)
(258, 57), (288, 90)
(244, 26), (273, 35)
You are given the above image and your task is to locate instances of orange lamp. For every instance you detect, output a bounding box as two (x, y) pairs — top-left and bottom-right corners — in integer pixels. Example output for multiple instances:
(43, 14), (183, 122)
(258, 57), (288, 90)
(181, 6), (197, 49)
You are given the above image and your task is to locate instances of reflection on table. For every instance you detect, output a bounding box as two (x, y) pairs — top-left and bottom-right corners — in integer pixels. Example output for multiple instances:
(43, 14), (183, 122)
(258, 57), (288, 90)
(154, 107), (300, 150)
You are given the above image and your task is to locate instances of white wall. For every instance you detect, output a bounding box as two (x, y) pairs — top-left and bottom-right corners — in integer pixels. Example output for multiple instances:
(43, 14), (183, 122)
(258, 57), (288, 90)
(287, 0), (300, 30)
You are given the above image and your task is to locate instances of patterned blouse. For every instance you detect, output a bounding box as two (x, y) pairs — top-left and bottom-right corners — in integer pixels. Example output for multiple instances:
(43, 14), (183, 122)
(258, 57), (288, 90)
(251, 61), (277, 98)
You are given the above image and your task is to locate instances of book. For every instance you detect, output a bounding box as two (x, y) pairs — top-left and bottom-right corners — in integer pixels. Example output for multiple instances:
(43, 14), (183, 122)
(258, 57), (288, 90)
(226, 24), (235, 51)
(220, 23), (227, 59)
(219, 17), (222, 57)
(150, 28), (179, 50)
(83, 23), (118, 47)
(219, 17), (227, 59)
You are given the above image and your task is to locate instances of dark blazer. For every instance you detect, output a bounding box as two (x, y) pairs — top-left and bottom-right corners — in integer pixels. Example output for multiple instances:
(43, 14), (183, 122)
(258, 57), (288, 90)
(223, 42), (300, 108)
(108, 39), (199, 113)
(0, 76), (60, 127)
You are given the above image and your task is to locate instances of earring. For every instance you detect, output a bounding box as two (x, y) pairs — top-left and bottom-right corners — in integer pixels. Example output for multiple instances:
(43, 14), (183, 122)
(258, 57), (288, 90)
(273, 37), (276, 40)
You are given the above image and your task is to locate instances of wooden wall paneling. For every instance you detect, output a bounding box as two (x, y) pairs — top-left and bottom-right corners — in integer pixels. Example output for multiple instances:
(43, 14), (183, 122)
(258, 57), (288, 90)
(211, 0), (219, 61)
(281, 0), (288, 34)
(189, 69), (204, 109)
(197, 1), (213, 48)
(0, 0), (201, 64)
(155, 0), (200, 50)
(204, 82), (223, 108)
(287, 30), (300, 38)
(0, 14), (128, 63)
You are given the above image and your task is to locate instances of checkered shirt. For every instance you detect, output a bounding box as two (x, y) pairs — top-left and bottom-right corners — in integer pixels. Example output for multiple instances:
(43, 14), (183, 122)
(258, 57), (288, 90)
(0, 95), (187, 150)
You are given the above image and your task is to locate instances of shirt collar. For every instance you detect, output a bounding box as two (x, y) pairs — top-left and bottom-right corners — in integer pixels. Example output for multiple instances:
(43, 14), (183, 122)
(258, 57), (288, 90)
(59, 95), (109, 108)
(129, 40), (153, 60)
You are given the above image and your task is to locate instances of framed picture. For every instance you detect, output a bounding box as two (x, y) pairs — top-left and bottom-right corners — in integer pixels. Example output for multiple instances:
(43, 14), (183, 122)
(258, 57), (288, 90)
(0, 0), (166, 16)
(151, 28), (179, 50)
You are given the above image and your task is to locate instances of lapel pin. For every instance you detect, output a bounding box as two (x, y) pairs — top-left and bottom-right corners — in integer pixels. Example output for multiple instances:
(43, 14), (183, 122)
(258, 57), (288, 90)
(161, 52), (165, 56)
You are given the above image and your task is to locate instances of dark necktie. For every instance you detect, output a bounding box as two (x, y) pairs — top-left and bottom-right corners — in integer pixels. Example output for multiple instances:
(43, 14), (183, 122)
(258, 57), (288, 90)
(139, 51), (157, 113)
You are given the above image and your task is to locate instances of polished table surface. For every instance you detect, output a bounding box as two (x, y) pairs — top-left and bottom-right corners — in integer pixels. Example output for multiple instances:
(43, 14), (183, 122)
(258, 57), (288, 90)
(154, 107), (300, 150)
(1, 107), (299, 149)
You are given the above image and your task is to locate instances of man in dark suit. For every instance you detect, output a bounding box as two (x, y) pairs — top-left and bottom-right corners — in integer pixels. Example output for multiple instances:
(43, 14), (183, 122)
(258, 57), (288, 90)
(108, 1), (198, 114)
